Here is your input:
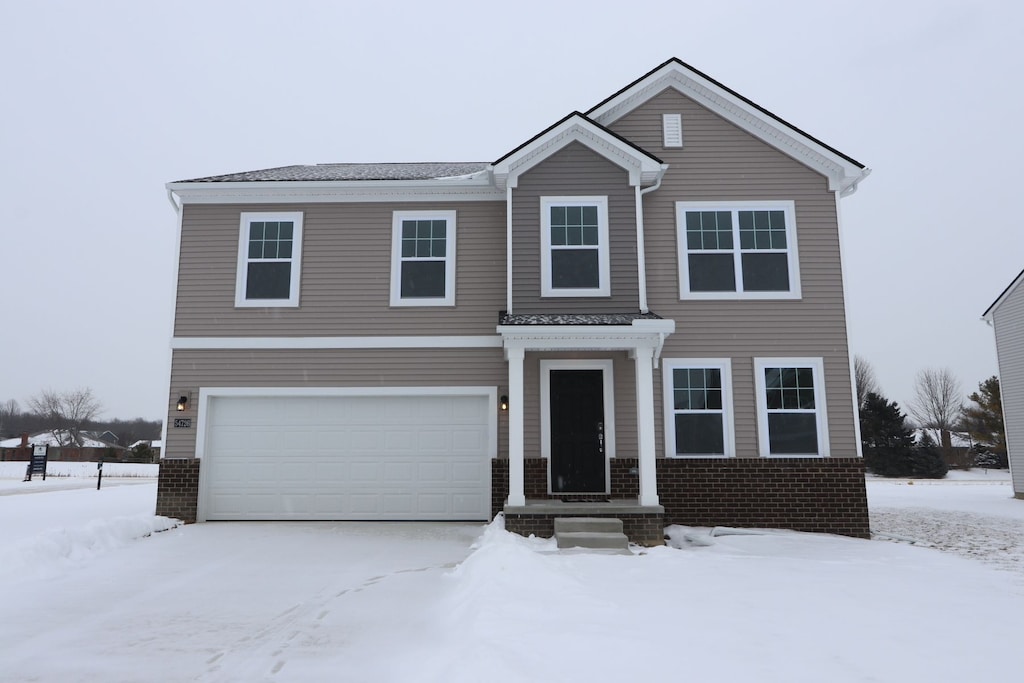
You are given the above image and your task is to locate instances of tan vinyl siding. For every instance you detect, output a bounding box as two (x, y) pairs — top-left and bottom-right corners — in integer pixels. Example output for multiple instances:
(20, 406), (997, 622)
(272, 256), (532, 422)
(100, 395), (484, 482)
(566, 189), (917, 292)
(991, 280), (1024, 496)
(511, 142), (640, 313)
(165, 347), (508, 459)
(610, 87), (857, 457)
(174, 201), (505, 337)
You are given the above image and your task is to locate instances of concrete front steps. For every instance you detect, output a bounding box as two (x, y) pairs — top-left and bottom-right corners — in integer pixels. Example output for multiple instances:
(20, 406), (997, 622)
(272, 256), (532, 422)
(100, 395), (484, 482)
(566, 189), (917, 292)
(554, 517), (631, 554)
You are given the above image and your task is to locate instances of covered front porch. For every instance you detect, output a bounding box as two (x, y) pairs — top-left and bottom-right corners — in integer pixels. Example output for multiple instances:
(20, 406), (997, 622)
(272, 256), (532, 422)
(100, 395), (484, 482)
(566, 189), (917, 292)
(496, 314), (675, 545)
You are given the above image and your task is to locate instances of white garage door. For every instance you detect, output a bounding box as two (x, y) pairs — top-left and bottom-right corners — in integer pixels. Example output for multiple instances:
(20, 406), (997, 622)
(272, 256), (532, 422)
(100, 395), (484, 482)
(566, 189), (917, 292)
(201, 394), (491, 521)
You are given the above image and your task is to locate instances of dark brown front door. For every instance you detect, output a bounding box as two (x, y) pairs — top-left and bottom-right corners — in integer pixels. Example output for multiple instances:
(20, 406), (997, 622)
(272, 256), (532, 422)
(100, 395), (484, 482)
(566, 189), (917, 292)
(549, 369), (606, 493)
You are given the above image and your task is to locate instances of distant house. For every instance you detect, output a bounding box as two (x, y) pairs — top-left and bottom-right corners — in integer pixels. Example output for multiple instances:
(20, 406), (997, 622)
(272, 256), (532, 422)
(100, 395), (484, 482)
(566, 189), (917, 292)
(157, 58), (872, 542)
(983, 268), (1024, 498)
(0, 431), (126, 462)
(912, 428), (973, 469)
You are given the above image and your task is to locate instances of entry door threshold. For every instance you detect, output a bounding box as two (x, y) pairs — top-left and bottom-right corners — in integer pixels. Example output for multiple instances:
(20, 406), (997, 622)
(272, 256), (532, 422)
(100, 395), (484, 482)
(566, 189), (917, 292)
(505, 500), (664, 516)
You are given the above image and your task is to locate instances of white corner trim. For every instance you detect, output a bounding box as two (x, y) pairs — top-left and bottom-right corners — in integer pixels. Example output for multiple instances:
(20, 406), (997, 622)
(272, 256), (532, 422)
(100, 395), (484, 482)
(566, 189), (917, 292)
(389, 210), (457, 307)
(661, 358), (736, 458)
(753, 357), (830, 457)
(539, 359), (616, 463)
(171, 335), (503, 350)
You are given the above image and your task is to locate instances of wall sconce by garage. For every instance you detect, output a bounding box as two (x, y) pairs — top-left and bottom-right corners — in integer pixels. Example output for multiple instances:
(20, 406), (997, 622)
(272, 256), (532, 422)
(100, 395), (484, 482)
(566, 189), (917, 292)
(500, 395), (509, 411)
(176, 395), (189, 412)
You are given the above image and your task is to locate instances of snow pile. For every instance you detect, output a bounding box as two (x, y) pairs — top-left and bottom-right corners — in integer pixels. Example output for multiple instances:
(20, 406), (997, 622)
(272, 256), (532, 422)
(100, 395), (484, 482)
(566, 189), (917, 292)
(0, 513), (178, 582)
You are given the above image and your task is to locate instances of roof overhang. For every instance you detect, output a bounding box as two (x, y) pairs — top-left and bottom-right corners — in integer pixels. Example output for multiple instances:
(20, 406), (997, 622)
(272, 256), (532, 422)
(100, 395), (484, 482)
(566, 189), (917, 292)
(982, 267), (1024, 323)
(497, 318), (676, 363)
(165, 175), (505, 205)
(490, 112), (666, 191)
(587, 59), (870, 196)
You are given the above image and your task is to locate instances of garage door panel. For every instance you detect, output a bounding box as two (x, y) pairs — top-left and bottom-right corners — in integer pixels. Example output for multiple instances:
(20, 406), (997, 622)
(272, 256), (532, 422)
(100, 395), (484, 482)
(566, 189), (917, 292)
(203, 394), (491, 521)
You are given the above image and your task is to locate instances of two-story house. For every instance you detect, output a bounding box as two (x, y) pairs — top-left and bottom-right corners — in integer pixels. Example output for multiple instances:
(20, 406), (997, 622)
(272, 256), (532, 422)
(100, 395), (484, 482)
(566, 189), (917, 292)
(156, 59), (872, 543)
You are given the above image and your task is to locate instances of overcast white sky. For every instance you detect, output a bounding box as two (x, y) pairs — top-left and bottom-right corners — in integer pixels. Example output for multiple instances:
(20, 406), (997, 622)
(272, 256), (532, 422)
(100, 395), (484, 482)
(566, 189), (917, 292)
(2, 0), (1021, 421)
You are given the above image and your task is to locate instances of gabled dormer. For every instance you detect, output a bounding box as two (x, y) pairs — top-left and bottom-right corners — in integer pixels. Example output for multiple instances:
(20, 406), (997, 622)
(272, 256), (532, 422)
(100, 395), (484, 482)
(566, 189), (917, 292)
(490, 112), (666, 315)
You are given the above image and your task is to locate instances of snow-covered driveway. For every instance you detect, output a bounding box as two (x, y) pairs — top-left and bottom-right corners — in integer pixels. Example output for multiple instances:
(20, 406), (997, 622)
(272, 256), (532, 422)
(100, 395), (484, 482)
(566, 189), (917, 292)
(1, 494), (479, 682)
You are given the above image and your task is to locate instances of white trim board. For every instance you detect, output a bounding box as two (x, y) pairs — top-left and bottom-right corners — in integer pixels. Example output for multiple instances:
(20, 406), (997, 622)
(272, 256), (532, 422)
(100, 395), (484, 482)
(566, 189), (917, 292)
(171, 335), (503, 350)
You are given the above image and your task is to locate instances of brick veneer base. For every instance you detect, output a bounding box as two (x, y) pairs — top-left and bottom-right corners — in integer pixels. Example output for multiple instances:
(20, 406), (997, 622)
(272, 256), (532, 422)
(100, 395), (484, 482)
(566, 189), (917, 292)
(503, 511), (665, 546)
(492, 457), (870, 539)
(155, 459), (200, 523)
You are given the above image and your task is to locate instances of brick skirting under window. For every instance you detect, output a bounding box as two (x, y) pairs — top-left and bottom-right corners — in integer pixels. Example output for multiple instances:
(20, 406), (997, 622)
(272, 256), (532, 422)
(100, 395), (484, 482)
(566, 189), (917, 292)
(492, 457), (870, 540)
(155, 459), (200, 523)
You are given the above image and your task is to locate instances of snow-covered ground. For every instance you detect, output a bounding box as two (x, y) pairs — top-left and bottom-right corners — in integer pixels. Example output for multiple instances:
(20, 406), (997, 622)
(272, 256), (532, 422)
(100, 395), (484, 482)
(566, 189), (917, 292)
(1, 465), (1022, 682)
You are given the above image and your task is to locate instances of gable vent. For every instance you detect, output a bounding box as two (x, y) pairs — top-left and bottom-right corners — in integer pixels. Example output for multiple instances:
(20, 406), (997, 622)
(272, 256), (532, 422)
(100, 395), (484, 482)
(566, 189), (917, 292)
(662, 113), (683, 148)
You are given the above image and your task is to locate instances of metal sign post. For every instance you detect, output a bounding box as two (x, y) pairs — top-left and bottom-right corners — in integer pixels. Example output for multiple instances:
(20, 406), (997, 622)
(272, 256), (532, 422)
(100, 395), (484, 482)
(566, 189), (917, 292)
(97, 461), (103, 490)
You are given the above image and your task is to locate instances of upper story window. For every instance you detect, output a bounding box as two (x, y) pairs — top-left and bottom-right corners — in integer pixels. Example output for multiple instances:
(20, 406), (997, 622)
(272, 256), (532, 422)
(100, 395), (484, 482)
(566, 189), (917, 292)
(390, 210), (456, 306)
(753, 357), (830, 457)
(676, 201), (800, 300)
(541, 196), (610, 297)
(235, 212), (303, 307)
(662, 359), (734, 457)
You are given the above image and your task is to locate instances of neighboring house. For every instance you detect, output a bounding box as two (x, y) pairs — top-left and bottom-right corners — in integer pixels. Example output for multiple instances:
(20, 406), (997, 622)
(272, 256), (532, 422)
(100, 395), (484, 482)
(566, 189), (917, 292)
(0, 431), (126, 461)
(983, 267), (1024, 498)
(156, 58), (872, 542)
(912, 428), (973, 469)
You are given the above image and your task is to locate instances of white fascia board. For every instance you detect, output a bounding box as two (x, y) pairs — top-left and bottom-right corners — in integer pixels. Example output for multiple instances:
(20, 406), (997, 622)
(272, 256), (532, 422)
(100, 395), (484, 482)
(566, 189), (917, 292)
(490, 116), (664, 190)
(171, 335), (503, 350)
(588, 63), (869, 196)
(166, 178), (505, 204)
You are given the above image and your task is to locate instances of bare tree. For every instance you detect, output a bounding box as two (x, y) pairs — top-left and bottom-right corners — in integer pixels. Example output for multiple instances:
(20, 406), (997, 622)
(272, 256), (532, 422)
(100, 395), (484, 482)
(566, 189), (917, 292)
(27, 388), (102, 446)
(908, 368), (963, 451)
(0, 398), (20, 437)
(854, 356), (880, 409)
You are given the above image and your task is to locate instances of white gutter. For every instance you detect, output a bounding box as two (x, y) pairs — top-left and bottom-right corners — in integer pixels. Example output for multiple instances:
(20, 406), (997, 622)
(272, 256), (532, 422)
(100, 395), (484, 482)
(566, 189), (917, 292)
(634, 166), (667, 314)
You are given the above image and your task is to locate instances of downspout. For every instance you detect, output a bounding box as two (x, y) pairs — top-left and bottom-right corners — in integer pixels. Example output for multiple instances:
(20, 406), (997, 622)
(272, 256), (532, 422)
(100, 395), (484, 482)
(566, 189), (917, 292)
(634, 166), (667, 314)
(506, 184), (513, 315)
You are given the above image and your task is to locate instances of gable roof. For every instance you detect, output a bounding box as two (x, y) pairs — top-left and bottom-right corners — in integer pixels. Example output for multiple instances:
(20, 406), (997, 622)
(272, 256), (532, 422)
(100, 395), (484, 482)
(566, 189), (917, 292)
(167, 58), (867, 202)
(983, 267), (1024, 321)
(490, 111), (665, 190)
(586, 58), (869, 196)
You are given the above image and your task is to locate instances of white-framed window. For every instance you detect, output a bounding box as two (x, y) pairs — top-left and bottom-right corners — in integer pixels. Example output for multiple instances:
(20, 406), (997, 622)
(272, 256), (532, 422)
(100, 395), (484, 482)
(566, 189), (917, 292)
(235, 212), (303, 307)
(662, 359), (734, 457)
(541, 196), (610, 297)
(390, 210), (456, 307)
(676, 201), (801, 300)
(753, 357), (830, 457)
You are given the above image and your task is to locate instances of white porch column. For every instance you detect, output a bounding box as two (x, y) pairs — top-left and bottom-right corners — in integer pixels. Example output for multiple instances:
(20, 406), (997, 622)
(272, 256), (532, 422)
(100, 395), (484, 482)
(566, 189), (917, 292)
(634, 345), (659, 506)
(507, 346), (526, 506)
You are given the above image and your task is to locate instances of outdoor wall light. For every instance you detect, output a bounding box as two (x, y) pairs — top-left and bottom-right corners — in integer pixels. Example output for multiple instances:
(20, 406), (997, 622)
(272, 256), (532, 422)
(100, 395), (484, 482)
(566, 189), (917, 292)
(176, 395), (189, 412)
(500, 395), (509, 411)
